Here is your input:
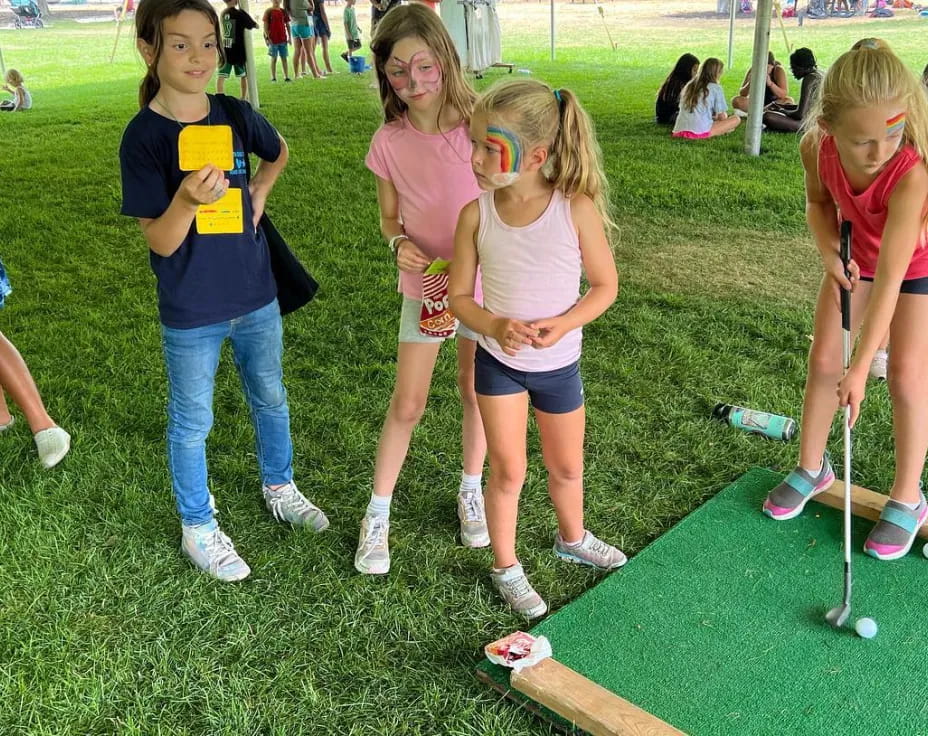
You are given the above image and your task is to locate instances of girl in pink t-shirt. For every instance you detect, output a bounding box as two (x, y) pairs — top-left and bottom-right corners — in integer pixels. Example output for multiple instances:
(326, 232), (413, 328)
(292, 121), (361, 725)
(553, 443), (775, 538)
(450, 80), (626, 619)
(355, 4), (488, 575)
(763, 42), (928, 561)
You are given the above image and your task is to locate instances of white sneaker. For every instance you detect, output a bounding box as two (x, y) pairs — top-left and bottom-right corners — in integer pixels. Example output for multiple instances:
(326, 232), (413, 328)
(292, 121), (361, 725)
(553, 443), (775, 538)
(34, 426), (70, 469)
(734, 109), (748, 119)
(263, 482), (329, 530)
(869, 349), (888, 381)
(181, 520), (251, 582)
(0, 416), (14, 432)
(490, 564), (547, 619)
(457, 491), (490, 548)
(553, 531), (627, 569)
(355, 513), (390, 574)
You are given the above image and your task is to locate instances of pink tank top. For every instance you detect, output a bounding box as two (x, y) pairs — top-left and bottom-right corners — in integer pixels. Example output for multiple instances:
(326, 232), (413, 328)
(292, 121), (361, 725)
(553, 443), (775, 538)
(476, 189), (582, 372)
(818, 135), (928, 279)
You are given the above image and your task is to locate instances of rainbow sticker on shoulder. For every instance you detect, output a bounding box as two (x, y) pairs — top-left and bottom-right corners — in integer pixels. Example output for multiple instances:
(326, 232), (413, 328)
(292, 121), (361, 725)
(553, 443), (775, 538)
(886, 112), (906, 137)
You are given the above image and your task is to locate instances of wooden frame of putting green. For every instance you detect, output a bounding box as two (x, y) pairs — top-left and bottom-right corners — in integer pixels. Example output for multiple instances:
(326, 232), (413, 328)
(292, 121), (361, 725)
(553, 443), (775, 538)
(477, 480), (923, 736)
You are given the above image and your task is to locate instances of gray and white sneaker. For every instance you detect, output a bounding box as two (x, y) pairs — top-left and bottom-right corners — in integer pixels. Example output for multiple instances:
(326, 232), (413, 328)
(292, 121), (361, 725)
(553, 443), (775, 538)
(491, 564), (547, 619)
(458, 491), (490, 548)
(34, 426), (70, 469)
(869, 349), (888, 381)
(263, 482), (329, 531)
(181, 520), (251, 582)
(554, 531), (627, 569)
(355, 514), (390, 574)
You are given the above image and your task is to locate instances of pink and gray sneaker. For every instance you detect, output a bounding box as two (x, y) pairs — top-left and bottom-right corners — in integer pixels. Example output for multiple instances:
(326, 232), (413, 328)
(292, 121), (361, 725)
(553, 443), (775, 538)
(763, 455), (835, 521)
(864, 489), (928, 561)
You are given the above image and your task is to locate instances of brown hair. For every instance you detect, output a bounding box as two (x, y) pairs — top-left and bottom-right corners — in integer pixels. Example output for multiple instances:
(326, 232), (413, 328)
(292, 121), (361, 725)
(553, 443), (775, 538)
(475, 79), (616, 239)
(681, 57), (723, 112)
(370, 3), (475, 125)
(5, 69), (24, 87)
(135, 0), (223, 108)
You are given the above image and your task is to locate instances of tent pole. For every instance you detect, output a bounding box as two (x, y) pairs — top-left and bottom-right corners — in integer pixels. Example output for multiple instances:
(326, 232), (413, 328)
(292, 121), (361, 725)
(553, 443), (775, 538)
(550, 0), (555, 61)
(744, 0), (773, 155)
(727, 0), (736, 68)
(240, 0), (260, 108)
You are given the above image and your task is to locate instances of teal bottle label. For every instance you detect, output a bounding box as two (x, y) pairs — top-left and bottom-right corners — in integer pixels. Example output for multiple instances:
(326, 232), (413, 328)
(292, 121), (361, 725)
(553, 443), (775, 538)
(728, 407), (794, 441)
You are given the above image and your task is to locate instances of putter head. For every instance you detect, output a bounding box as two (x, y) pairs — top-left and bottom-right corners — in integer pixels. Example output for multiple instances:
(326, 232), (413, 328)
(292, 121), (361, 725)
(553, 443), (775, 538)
(597, 5), (604, 16)
(825, 604), (850, 628)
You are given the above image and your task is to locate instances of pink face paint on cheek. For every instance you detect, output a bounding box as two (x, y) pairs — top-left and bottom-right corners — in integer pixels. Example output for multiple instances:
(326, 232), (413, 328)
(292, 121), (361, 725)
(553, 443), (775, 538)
(387, 51), (442, 99)
(407, 51), (442, 95)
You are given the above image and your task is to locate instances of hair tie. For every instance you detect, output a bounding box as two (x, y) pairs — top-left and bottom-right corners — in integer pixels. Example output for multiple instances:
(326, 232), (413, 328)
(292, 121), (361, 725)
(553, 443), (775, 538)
(553, 89), (562, 105)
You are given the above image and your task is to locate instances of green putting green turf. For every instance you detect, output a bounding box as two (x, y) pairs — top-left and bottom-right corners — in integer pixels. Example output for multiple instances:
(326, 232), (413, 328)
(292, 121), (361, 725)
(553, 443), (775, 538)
(479, 468), (928, 735)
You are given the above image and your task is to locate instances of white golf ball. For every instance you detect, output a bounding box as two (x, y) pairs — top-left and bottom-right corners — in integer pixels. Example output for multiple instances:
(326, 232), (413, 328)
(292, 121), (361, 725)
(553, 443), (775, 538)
(923, 543), (928, 559)
(855, 617), (878, 639)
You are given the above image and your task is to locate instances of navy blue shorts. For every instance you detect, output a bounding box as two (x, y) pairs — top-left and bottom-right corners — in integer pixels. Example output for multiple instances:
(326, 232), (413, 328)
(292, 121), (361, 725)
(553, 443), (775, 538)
(474, 346), (584, 414)
(860, 275), (928, 294)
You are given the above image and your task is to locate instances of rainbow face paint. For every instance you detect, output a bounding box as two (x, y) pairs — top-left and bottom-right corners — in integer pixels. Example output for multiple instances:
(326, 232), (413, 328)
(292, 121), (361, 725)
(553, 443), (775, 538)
(385, 51), (442, 101)
(485, 125), (522, 186)
(886, 112), (906, 137)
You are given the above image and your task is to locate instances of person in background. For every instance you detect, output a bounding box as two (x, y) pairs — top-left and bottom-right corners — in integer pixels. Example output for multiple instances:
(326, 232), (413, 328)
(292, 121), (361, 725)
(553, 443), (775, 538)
(763, 47), (822, 133)
(216, 0), (258, 99)
(732, 51), (792, 115)
(340, 0), (361, 63)
(655, 53), (699, 125)
(264, 0), (292, 82)
(1, 69), (32, 112)
(672, 57), (740, 139)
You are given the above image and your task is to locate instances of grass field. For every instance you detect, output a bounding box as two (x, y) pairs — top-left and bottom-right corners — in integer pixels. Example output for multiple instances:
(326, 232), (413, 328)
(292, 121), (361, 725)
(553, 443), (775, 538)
(0, 3), (925, 733)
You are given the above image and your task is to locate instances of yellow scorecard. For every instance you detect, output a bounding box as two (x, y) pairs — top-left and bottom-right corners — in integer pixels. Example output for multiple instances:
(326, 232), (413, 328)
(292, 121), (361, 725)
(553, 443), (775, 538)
(179, 125), (234, 172)
(196, 188), (244, 235)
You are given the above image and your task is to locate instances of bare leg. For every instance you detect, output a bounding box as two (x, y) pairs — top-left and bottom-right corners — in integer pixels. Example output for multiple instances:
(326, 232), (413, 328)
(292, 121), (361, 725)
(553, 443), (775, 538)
(216, 76), (226, 94)
(320, 35), (333, 73)
(308, 36), (322, 77)
(535, 405), (586, 543)
(0, 387), (11, 425)
(797, 278), (871, 470)
(456, 338), (487, 476)
(271, 57), (278, 80)
(371, 341), (442, 497)
(886, 293), (928, 503)
(240, 76), (248, 100)
(709, 116), (741, 137)
(478, 391), (529, 569)
(0, 332), (55, 433)
(282, 57), (291, 78)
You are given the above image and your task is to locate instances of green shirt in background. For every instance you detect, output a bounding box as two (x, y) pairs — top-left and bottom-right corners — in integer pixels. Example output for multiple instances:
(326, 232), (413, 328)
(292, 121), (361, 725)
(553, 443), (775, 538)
(343, 5), (360, 41)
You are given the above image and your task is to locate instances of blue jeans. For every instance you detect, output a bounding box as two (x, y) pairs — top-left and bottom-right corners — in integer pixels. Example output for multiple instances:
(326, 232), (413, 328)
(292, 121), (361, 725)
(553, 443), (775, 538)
(161, 300), (293, 526)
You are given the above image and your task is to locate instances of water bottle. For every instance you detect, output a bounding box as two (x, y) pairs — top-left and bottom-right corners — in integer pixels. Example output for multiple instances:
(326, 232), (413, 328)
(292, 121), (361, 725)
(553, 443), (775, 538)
(712, 403), (797, 442)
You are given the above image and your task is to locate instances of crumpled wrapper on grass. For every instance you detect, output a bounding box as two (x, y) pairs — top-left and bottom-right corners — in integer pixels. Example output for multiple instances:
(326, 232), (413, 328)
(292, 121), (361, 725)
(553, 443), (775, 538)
(484, 631), (552, 672)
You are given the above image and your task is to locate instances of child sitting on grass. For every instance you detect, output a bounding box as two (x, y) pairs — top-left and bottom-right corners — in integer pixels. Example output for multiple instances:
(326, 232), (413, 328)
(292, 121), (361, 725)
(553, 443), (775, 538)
(672, 58), (739, 140)
(1, 69), (32, 112)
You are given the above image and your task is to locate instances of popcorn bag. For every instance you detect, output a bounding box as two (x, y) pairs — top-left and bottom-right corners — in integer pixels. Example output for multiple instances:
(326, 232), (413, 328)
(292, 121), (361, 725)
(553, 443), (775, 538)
(419, 265), (457, 339)
(484, 631), (552, 672)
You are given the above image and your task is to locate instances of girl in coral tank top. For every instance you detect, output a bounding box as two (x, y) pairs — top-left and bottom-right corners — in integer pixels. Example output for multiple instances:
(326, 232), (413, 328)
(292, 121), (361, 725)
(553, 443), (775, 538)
(763, 41), (928, 562)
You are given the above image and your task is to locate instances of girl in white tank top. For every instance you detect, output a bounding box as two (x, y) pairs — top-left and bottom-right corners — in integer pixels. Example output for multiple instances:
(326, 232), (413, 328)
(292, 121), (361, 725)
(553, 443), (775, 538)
(450, 79), (627, 619)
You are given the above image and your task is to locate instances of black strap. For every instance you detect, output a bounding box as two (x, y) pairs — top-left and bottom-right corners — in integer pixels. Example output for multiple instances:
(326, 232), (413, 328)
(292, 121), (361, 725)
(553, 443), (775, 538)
(213, 93), (252, 182)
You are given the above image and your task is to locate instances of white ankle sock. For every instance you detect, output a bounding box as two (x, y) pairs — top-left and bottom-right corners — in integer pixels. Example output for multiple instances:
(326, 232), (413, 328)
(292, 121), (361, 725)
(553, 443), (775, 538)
(801, 459), (824, 477)
(367, 494), (392, 518)
(897, 496), (924, 510)
(459, 471), (482, 494)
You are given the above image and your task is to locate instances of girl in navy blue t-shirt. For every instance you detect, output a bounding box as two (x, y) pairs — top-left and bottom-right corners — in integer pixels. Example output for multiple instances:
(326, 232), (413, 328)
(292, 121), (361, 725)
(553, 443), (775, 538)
(119, 0), (328, 582)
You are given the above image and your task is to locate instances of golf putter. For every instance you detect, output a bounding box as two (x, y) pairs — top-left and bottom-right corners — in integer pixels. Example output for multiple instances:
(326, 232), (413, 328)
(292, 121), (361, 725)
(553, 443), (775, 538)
(826, 220), (853, 629)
